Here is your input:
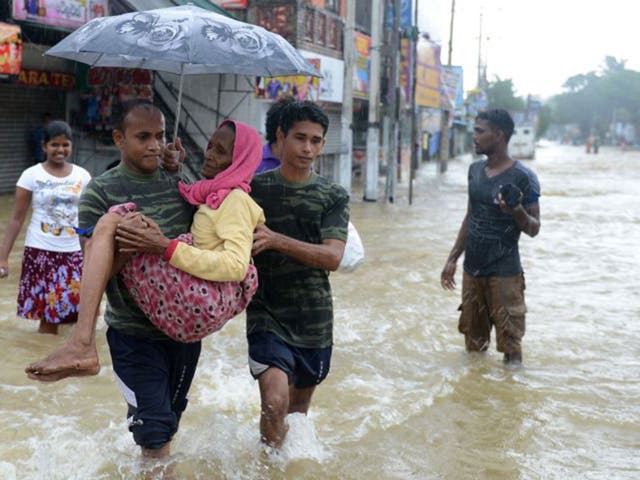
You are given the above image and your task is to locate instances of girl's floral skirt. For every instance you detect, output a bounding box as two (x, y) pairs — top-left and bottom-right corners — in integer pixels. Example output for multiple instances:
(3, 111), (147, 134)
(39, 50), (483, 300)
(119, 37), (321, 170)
(17, 247), (82, 324)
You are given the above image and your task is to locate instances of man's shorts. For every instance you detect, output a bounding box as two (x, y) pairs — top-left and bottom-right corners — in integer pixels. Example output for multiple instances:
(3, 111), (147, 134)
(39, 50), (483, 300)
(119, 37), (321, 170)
(458, 272), (527, 354)
(107, 327), (201, 450)
(248, 331), (332, 389)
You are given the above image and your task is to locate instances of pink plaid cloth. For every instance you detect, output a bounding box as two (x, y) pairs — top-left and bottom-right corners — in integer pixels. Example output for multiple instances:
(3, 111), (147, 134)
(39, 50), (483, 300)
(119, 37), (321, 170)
(109, 203), (258, 342)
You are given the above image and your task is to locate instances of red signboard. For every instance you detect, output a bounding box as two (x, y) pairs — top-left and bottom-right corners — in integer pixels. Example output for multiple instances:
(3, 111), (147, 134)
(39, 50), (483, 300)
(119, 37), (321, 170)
(0, 23), (22, 75)
(18, 68), (76, 89)
(211, 0), (248, 9)
(87, 67), (152, 86)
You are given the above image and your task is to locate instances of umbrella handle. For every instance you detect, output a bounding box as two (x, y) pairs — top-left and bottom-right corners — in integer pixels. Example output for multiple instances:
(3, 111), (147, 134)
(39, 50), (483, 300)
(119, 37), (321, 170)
(173, 70), (185, 142)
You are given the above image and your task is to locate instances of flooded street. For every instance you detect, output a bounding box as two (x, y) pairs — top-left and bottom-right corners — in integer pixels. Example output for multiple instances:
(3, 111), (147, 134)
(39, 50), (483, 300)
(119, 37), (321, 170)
(1, 143), (639, 479)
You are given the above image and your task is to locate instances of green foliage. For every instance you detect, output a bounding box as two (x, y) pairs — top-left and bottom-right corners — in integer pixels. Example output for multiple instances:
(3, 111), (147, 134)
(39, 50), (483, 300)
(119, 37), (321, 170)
(549, 56), (640, 139)
(536, 104), (552, 138)
(486, 77), (526, 112)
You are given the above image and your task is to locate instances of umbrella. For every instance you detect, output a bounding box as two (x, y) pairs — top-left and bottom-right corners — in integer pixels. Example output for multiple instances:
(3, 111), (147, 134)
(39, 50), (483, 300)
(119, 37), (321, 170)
(45, 4), (319, 140)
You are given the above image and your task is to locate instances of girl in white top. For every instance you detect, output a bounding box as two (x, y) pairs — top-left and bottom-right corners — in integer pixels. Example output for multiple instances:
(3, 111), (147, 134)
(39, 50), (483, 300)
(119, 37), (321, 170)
(0, 120), (91, 334)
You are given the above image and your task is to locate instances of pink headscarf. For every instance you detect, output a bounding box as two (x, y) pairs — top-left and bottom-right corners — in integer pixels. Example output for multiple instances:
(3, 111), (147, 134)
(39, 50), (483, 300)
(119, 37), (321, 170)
(178, 120), (262, 209)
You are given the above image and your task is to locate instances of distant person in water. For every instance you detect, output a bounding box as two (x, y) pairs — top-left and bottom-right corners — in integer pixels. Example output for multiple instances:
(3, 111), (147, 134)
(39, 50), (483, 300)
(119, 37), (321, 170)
(441, 108), (541, 366)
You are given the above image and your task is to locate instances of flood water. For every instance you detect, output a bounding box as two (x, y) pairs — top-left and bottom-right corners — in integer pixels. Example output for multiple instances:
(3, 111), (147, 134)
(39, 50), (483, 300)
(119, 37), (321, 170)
(1, 143), (639, 479)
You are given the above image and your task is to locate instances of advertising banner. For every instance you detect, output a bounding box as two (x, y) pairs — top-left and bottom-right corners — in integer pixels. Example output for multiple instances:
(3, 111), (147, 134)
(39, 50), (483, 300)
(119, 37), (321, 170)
(12, 0), (108, 31)
(441, 65), (464, 113)
(353, 31), (370, 98)
(399, 38), (413, 104)
(0, 23), (22, 76)
(415, 38), (441, 108)
(256, 50), (344, 104)
(211, 0), (248, 9)
(385, 0), (413, 29)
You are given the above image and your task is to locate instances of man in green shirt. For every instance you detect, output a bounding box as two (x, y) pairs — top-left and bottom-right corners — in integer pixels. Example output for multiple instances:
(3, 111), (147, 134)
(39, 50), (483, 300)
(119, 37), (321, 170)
(248, 101), (349, 448)
(26, 100), (198, 460)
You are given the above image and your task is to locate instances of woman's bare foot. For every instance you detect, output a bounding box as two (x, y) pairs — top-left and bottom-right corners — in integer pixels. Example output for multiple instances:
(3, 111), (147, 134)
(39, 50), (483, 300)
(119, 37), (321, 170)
(38, 321), (59, 335)
(25, 339), (100, 381)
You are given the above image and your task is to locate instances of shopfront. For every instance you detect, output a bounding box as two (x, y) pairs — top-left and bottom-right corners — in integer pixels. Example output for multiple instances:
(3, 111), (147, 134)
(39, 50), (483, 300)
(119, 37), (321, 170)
(0, 32), (76, 192)
(0, 0), (109, 193)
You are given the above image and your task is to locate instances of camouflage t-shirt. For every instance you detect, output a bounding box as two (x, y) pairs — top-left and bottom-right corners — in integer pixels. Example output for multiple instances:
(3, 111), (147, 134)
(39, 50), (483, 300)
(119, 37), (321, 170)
(247, 169), (349, 348)
(78, 163), (194, 338)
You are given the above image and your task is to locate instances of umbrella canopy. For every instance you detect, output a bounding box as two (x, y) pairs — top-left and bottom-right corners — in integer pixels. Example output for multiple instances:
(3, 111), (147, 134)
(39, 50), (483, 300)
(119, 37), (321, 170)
(46, 4), (318, 77)
(45, 4), (319, 142)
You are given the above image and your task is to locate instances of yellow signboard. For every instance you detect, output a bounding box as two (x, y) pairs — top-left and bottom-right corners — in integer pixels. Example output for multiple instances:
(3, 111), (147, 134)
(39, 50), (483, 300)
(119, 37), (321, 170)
(415, 39), (441, 108)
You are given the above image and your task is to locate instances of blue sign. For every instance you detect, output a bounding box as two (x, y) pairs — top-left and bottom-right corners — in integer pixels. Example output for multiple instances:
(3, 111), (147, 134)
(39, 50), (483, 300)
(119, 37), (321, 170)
(385, 0), (413, 29)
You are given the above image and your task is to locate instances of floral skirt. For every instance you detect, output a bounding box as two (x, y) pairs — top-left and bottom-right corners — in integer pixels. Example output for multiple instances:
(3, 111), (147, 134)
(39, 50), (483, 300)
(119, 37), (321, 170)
(109, 200), (258, 342)
(120, 234), (258, 343)
(17, 247), (82, 324)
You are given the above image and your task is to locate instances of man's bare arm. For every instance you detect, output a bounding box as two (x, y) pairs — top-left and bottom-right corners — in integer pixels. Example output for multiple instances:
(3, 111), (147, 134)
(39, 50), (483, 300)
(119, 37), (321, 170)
(252, 223), (345, 271)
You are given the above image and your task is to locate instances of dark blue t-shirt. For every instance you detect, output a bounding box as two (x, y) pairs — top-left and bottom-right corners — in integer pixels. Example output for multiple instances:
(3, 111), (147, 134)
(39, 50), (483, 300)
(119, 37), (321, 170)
(463, 160), (540, 277)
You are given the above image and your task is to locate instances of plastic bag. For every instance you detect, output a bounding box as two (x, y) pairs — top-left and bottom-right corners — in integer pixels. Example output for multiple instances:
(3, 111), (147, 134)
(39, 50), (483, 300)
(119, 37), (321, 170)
(338, 222), (365, 273)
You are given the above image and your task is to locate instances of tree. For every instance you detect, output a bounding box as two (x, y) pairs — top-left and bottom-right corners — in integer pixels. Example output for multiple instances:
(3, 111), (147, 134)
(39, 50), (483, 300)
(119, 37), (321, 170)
(485, 77), (526, 112)
(549, 56), (640, 141)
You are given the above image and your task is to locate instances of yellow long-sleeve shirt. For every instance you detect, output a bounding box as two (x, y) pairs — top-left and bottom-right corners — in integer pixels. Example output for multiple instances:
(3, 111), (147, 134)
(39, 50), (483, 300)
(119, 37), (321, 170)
(165, 189), (265, 282)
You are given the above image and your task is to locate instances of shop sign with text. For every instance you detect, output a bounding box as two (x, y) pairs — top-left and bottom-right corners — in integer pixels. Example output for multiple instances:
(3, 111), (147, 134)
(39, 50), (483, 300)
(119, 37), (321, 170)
(18, 68), (76, 89)
(415, 38), (441, 108)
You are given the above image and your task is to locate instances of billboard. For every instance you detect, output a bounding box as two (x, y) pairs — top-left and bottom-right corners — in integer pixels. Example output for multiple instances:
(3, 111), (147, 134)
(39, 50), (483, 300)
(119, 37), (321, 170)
(256, 50), (344, 104)
(399, 38), (412, 104)
(385, 0), (413, 29)
(415, 38), (441, 108)
(0, 23), (22, 76)
(211, 0), (248, 9)
(441, 65), (464, 113)
(12, 0), (108, 31)
(353, 31), (370, 98)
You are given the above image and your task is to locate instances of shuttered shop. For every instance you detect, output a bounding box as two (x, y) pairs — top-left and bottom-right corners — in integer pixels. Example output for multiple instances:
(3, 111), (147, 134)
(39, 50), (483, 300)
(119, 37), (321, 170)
(322, 111), (344, 155)
(0, 85), (66, 193)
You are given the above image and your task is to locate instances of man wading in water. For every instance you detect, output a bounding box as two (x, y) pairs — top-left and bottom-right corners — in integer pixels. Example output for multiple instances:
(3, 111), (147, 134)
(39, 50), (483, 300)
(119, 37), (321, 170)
(441, 108), (541, 365)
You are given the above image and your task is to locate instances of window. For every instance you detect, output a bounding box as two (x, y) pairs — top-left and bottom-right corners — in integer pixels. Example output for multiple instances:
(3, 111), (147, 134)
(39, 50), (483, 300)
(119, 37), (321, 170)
(328, 18), (338, 48)
(304, 8), (315, 43)
(317, 11), (326, 46)
(324, 0), (340, 14)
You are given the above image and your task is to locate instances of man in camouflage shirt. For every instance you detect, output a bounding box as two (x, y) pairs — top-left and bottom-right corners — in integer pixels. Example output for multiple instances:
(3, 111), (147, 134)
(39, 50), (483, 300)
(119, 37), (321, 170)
(248, 101), (349, 448)
(26, 100), (198, 459)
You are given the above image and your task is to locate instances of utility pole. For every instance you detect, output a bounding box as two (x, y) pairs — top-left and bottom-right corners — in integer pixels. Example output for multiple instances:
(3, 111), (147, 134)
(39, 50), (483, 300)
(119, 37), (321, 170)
(338, 0), (355, 194)
(364, 0), (383, 201)
(408, 0), (419, 204)
(477, 10), (483, 88)
(438, 0), (455, 174)
(385, 0), (401, 203)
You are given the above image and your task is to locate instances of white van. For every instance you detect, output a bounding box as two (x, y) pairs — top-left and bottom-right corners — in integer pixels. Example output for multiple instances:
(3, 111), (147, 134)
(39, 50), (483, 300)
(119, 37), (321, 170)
(510, 125), (536, 159)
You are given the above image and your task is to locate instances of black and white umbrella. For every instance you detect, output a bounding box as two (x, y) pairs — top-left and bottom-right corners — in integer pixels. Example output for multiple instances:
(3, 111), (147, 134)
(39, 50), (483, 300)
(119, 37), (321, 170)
(46, 4), (319, 139)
